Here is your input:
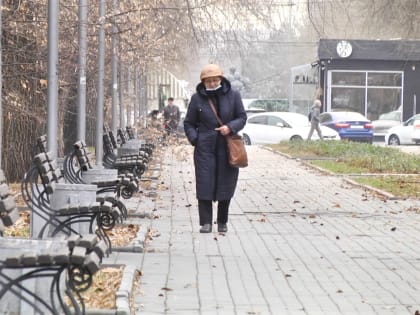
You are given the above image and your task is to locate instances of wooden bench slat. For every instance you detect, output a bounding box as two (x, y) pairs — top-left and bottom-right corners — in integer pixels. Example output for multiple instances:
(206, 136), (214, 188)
(0, 183), (10, 197)
(84, 251), (101, 274)
(92, 240), (108, 259)
(21, 253), (39, 266)
(4, 256), (20, 267)
(53, 247), (71, 264)
(0, 207), (20, 227)
(66, 234), (82, 250)
(78, 234), (98, 248)
(37, 253), (55, 265)
(0, 195), (17, 212)
(71, 246), (86, 265)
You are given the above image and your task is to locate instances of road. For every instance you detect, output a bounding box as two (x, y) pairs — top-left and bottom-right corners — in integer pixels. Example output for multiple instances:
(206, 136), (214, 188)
(373, 138), (420, 155)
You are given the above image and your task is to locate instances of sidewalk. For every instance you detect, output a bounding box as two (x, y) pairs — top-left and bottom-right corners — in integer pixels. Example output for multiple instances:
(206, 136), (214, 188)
(109, 144), (420, 315)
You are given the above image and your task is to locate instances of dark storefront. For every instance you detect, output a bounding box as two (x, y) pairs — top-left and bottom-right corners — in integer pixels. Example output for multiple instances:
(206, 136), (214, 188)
(317, 38), (420, 121)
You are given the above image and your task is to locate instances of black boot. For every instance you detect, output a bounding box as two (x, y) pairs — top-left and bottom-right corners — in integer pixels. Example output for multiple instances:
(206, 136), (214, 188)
(218, 223), (228, 233)
(200, 224), (212, 233)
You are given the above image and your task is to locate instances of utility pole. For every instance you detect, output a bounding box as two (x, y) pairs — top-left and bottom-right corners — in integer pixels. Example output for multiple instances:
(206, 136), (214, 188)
(134, 66), (139, 131)
(47, 0), (59, 157)
(119, 61), (125, 128)
(141, 71), (148, 128)
(0, 0), (3, 167)
(111, 0), (118, 135)
(287, 0), (295, 112)
(95, 0), (105, 165)
(77, 0), (88, 141)
(127, 65), (131, 126)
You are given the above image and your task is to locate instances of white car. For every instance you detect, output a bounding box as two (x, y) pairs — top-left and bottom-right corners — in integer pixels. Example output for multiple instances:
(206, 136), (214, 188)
(239, 112), (339, 145)
(371, 110), (402, 137)
(385, 114), (420, 145)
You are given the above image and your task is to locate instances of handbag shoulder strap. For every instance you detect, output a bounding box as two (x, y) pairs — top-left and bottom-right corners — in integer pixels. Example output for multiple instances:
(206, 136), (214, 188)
(208, 98), (224, 126)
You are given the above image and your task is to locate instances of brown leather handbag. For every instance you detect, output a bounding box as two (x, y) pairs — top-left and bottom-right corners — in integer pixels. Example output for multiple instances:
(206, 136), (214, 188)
(208, 99), (248, 168)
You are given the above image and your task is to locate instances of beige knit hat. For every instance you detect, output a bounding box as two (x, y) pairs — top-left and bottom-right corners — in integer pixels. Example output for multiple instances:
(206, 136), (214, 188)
(200, 64), (223, 81)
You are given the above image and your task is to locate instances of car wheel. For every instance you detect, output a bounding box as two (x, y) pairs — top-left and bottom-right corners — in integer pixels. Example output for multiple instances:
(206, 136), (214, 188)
(388, 134), (400, 145)
(290, 135), (303, 141)
(243, 134), (251, 145)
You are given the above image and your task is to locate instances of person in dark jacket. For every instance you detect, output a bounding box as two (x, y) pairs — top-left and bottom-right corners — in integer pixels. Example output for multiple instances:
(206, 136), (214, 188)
(184, 64), (247, 233)
(163, 97), (180, 135)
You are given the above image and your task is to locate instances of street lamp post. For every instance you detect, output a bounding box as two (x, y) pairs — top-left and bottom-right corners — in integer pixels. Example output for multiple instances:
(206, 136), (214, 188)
(95, 0), (106, 165)
(47, 0), (59, 157)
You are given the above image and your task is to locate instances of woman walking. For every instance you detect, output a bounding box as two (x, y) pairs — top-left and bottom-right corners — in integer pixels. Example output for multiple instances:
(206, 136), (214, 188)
(184, 64), (247, 233)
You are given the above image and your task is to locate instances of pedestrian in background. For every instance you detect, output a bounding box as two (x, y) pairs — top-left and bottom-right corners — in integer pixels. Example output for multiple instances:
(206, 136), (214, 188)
(163, 97), (180, 135)
(307, 99), (323, 140)
(184, 63), (247, 233)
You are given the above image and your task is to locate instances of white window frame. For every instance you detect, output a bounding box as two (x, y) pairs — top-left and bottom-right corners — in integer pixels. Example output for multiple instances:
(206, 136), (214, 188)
(327, 70), (404, 116)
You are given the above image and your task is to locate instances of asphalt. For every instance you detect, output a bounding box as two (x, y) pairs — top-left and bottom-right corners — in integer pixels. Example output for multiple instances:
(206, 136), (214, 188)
(104, 143), (420, 315)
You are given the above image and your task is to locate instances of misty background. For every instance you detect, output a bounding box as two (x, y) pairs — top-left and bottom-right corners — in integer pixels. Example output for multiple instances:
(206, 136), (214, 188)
(2, 0), (420, 180)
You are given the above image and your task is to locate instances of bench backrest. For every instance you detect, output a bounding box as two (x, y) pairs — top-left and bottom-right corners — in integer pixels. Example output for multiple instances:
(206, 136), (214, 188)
(33, 152), (65, 194)
(126, 126), (135, 139)
(108, 130), (118, 149)
(36, 135), (48, 153)
(74, 140), (92, 171)
(103, 133), (115, 155)
(0, 170), (20, 235)
(117, 128), (128, 145)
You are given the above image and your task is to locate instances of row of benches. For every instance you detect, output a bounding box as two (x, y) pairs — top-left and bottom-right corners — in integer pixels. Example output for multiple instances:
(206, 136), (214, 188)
(103, 127), (153, 177)
(0, 168), (108, 315)
(0, 129), (156, 314)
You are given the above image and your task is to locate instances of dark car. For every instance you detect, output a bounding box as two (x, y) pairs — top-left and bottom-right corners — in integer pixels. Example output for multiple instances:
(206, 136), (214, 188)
(319, 111), (374, 143)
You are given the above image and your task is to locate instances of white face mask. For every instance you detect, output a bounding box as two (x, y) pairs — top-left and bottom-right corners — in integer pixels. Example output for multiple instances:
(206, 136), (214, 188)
(206, 84), (222, 91)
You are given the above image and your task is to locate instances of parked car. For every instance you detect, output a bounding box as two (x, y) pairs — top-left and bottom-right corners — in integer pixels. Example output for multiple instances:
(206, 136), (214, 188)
(245, 107), (266, 116)
(412, 116), (420, 144)
(242, 99), (289, 112)
(239, 112), (339, 145)
(371, 110), (402, 137)
(384, 114), (420, 145)
(319, 111), (374, 143)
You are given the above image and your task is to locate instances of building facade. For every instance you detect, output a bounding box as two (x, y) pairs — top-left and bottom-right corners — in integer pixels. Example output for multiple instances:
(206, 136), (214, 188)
(316, 39), (420, 121)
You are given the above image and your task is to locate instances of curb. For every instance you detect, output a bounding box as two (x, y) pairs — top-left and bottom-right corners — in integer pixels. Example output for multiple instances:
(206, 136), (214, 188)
(84, 264), (136, 315)
(115, 264), (137, 315)
(342, 177), (396, 199)
(87, 153), (162, 314)
(299, 157), (398, 200)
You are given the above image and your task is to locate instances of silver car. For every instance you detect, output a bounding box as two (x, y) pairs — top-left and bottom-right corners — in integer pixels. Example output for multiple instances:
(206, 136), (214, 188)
(371, 110), (402, 137)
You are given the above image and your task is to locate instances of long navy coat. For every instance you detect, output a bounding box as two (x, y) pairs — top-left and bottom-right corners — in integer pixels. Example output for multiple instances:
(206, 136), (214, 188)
(184, 78), (247, 201)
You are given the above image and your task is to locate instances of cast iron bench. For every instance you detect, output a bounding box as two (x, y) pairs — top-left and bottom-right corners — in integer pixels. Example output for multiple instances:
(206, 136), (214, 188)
(102, 132), (147, 177)
(108, 128), (151, 164)
(63, 140), (139, 200)
(116, 127), (154, 158)
(0, 169), (107, 315)
(126, 126), (136, 140)
(36, 135), (129, 219)
(21, 151), (119, 251)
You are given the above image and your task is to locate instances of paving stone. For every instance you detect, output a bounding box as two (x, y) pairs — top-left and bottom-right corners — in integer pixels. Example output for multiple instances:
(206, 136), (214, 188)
(109, 145), (420, 315)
